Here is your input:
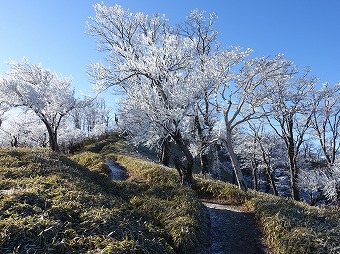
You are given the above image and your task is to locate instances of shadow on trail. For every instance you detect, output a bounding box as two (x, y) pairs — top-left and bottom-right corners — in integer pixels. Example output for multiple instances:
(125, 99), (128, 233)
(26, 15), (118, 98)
(201, 201), (268, 254)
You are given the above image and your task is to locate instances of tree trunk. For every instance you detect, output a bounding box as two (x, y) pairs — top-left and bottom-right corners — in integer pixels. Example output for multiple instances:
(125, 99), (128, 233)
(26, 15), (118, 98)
(267, 169), (279, 196)
(251, 159), (259, 191)
(264, 172), (271, 193)
(194, 115), (209, 175)
(11, 136), (18, 147)
(260, 147), (279, 196)
(171, 131), (194, 186)
(160, 137), (171, 166)
(49, 131), (59, 152)
(200, 153), (209, 175)
(224, 126), (247, 191)
(45, 124), (59, 152)
(287, 139), (300, 201)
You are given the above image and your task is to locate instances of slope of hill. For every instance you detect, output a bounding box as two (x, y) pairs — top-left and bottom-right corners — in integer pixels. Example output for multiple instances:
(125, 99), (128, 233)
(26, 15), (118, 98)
(0, 148), (201, 253)
(1, 134), (339, 254)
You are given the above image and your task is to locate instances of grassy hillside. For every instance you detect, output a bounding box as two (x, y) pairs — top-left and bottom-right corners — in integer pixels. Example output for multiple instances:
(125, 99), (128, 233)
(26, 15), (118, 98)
(1, 134), (339, 254)
(108, 153), (340, 254)
(0, 148), (201, 253)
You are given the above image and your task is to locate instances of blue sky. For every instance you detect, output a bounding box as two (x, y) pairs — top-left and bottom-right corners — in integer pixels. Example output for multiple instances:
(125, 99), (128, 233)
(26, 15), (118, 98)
(1, 0), (339, 102)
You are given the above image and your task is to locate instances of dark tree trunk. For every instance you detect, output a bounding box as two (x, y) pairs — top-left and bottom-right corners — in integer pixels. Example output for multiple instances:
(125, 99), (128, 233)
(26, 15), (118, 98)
(171, 131), (194, 186)
(44, 124), (59, 152)
(268, 170), (279, 196)
(285, 119), (300, 201)
(251, 159), (259, 191)
(200, 153), (209, 175)
(287, 138), (300, 201)
(160, 137), (171, 166)
(194, 115), (209, 175)
(49, 131), (59, 152)
(11, 136), (18, 147)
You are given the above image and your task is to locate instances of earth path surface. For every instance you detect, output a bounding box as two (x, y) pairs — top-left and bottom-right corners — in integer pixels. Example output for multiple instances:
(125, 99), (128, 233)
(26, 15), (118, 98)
(199, 201), (268, 254)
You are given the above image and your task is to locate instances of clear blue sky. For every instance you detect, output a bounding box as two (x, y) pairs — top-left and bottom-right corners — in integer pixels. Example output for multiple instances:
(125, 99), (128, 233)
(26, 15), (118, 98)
(1, 0), (339, 102)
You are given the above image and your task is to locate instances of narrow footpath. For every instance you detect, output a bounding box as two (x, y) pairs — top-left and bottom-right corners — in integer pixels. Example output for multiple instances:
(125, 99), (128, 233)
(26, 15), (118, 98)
(200, 201), (268, 254)
(106, 160), (128, 180)
(107, 161), (268, 253)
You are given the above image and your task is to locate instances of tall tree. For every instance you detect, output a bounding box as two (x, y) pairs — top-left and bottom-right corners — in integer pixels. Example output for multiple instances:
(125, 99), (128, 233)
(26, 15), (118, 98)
(265, 70), (317, 201)
(208, 53), (295, 191)
(87, 4), (208, 185)
(311, 83), (340, 166)
(0, 58), (77, 151)
(177, 9), (219, 175)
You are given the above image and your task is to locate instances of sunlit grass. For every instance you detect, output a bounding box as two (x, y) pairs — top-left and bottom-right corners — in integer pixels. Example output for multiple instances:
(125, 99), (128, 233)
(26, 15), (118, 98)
(0, 148), (201, 253)
(102, 133), (339, 254)
(1, 134), (339, 254)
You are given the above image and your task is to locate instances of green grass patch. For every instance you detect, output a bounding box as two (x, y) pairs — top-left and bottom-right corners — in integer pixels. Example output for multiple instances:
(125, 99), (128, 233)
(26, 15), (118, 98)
(104, 153), (202, 253)
(104, 154), (179, 184)
(70, 151), (110, 176)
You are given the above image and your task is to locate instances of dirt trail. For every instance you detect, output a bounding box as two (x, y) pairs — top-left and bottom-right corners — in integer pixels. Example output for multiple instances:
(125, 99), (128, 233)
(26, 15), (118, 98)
(106, 160), (268, 253)
(106, 160), (128, 180)
(200, 201), (268, 254)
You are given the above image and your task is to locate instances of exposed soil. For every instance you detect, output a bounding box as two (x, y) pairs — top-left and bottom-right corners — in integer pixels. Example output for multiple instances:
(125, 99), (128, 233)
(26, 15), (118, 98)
(199, 201), (268, 254)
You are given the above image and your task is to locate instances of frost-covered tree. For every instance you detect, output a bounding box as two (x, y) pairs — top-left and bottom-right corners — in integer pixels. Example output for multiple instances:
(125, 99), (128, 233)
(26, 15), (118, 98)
(0, 110), (47, 148)
(58, 123), (85, 153)
(70, 97), (113, 135)
(311, 82), (340, 166)
(177, 9), (219, 174)
(87, 4), (210, 185)
(208, 53), (295, 191)
(265, 70), (317, 201)
(298, 165), (339, 205)
(0, 58), (77, 151)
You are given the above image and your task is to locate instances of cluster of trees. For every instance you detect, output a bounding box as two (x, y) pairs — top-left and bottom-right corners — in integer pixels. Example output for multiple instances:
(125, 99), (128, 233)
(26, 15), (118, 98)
(0, 58), (114, 153)
(87, 3), (339, 204)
